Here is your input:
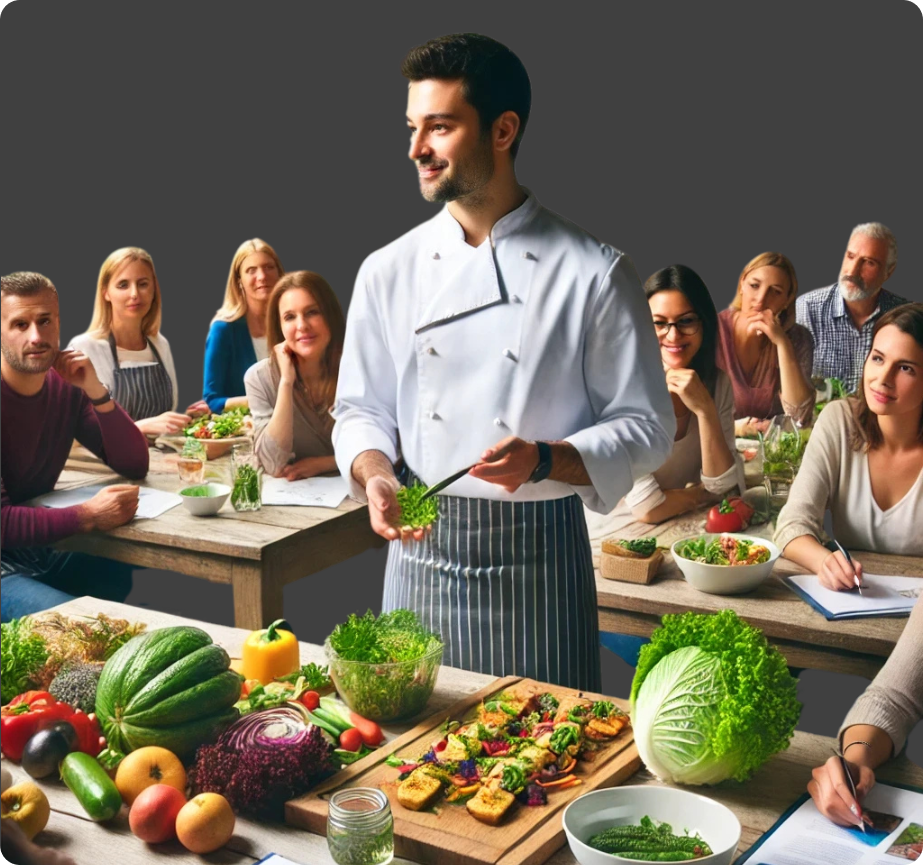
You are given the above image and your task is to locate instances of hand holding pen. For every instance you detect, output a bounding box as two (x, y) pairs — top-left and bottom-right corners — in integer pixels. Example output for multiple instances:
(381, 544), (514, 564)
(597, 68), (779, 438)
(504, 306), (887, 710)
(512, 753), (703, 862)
(808, 754), (876, 829)
(819, 540), (865, 592)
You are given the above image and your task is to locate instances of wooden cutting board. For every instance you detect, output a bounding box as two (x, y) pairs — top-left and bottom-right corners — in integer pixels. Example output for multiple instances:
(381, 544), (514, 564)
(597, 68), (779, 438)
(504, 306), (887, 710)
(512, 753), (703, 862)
(285, 676), (640, 865)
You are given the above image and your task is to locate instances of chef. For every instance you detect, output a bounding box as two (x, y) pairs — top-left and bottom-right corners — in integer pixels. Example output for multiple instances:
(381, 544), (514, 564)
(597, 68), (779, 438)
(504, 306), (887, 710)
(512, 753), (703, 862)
(332, 33), (674, 690)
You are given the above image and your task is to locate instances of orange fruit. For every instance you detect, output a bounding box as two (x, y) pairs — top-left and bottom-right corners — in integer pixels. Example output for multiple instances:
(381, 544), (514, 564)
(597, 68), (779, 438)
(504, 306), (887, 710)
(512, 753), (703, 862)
(115, 746), (186, 806)
(175, 792), (236, 854)
(1, 782), (51, 841)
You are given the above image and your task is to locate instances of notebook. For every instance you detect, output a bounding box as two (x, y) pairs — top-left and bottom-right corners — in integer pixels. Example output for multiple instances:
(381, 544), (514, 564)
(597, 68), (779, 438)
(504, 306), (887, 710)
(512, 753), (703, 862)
(785, 573), (923, 620)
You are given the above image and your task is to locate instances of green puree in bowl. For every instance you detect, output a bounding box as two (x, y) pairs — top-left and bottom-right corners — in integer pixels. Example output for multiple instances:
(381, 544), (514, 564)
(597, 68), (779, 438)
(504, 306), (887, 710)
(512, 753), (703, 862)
(589, 815), (713, 860)
(180, 485), (212, 497)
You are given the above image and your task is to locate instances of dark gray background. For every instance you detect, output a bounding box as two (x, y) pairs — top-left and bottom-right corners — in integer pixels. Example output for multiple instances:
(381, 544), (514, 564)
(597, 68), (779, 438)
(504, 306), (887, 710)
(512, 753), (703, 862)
(1, 0), (921, 754)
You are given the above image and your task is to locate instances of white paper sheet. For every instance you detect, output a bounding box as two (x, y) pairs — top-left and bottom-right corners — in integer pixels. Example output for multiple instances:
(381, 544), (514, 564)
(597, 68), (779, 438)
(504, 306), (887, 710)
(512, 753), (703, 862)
(743, 783), (923, 865)
(787, 573), (923, 618)
(27, 484), (182, 520)
(260, 475), (349, 508)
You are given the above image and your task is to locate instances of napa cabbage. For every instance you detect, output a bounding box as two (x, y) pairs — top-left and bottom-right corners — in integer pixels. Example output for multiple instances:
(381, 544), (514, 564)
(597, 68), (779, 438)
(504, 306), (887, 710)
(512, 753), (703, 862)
(629, 610), (801, 785)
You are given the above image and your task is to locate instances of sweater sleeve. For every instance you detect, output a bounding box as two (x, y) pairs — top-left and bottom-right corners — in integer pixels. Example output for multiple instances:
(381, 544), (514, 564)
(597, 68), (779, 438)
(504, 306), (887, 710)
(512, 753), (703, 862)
(780, 325), (816, 427)
(203, 320), (231, 413)
(245, 362), (293, 477)
(74, 395), (150, 480)
(1, 476), (82, 548)
(840, 594), (923, 755)
(701, 373), (745, 495)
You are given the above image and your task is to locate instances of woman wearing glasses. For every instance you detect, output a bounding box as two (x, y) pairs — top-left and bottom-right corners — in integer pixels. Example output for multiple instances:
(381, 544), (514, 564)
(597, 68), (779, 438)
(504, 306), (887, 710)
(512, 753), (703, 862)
(586, 265), (741, 534)
(717, 252), (815, 436)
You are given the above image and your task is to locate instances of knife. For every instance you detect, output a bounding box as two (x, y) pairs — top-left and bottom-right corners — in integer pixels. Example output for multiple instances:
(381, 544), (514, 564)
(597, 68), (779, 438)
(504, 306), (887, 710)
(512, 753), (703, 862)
(833, 539), (863, 596)
(419, 464), (478, 501)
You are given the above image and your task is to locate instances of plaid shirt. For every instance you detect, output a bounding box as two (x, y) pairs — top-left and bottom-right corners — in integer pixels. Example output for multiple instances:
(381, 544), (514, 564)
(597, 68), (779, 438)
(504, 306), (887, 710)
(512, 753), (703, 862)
(795, 283), (909, 394)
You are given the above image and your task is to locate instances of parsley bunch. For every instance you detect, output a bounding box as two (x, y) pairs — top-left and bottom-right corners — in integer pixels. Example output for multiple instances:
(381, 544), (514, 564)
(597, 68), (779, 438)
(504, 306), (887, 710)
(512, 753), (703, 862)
(395, 484), (439, 529)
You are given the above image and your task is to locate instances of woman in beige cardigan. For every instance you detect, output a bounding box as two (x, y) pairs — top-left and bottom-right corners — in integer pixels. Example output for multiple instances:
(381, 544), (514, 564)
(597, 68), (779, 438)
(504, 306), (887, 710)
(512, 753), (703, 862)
(775, 303), (923, 588)
(243, 271), (345, 478)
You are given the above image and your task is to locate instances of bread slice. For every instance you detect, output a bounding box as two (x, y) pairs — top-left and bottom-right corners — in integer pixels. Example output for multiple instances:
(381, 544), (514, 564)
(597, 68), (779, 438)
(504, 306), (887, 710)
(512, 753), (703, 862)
(397, 769), (443, 811)
(466, 785), (516, 826)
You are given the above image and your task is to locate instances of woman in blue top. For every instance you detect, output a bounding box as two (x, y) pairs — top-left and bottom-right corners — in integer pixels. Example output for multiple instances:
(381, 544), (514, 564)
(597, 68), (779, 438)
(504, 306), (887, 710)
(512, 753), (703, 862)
(203, 238), (285, 412)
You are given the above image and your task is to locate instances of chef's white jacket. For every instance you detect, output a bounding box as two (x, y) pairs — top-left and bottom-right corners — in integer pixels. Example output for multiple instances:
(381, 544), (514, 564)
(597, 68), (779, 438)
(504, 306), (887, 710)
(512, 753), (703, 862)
(332, 190), (675, 514)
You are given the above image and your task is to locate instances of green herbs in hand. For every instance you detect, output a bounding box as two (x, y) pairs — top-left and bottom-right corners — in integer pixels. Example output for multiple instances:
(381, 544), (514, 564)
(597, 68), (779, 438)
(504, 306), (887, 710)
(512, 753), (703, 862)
(395, 484), (439, 529)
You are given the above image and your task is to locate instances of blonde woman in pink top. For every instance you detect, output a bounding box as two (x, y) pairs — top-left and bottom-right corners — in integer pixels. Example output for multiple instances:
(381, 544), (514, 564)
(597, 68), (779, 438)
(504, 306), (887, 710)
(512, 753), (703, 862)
(716, 252), (815, 436)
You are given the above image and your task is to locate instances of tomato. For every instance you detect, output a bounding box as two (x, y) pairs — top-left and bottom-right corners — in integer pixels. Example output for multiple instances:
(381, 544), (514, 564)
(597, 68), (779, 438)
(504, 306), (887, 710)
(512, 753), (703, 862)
(705, 497), (754, 533)
(339, 728), (363, 752)
(299, 691), (320, 712)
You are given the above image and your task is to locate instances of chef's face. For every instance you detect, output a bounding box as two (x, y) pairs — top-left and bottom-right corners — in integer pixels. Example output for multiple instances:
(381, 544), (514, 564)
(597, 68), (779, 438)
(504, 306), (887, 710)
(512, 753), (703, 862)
(239, 252), (279, 307)
(649, 290), (703, 370)
(280, 287), (331, 363)
(104, 259), (155, 325)
(406, 78), (494, 203)
(0, 288), (60, 374)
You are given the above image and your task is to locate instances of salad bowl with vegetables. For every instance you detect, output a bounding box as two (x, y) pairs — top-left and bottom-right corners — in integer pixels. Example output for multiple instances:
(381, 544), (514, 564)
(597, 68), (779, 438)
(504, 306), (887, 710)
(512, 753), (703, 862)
(671, 534), (780, 595)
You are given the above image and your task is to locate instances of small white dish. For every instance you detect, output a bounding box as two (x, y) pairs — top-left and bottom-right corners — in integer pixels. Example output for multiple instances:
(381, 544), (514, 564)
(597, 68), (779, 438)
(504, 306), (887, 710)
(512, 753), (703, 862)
(672, 533), (780, 595)
(179, 482), (231, 516)
(563, 785), (741, 865)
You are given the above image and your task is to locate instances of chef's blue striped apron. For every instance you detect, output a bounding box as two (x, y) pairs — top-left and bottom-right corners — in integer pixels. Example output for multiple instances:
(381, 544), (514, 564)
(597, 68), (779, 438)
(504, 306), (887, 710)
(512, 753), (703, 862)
(383, 470), (601, 691)
(108, 334), (174, 421)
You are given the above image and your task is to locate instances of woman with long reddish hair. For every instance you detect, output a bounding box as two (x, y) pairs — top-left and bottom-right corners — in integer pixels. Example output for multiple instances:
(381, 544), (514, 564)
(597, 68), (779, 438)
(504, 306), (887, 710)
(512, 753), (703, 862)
(717, 251), (816, 436)
(776, 302), (923, 585)
(244, 271), (345, 478)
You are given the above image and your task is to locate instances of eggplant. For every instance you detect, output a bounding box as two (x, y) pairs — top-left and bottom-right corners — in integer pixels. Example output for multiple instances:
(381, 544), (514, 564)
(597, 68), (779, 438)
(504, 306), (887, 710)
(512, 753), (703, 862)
(22, 722), (77, 779)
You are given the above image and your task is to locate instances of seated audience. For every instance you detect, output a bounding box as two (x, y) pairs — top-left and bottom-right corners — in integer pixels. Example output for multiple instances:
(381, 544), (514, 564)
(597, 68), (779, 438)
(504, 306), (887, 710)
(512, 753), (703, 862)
(775, 303), (923, 588)
(203, 238), (285, 413)
(1, 272), (149, 622)
(585, 264), (741, 536)
(716, 252), (815, 436)
(808, 594), (923, 828)
(797, 222), (907, 395)
(244, 271), (344, 478)
(68, 247), (208, 436)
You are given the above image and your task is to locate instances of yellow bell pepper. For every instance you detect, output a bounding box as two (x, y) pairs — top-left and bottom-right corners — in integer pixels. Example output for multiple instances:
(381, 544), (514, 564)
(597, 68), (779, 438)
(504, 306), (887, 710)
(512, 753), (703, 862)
(241, 619), (300, 684)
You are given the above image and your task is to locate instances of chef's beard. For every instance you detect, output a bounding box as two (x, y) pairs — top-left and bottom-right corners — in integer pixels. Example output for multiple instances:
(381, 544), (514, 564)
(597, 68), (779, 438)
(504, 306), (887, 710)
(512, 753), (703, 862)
(419, 138), (495, 204)
(839, 275), (877, 302)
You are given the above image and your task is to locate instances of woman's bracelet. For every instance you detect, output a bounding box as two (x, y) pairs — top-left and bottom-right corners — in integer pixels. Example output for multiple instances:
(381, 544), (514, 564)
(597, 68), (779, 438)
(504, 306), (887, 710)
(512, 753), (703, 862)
(843, 740), (872, 756)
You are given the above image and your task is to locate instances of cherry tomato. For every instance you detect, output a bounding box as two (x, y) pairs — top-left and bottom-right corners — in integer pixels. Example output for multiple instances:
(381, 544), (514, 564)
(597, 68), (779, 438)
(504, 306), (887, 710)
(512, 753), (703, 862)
(339, 727), (363, 752)
(300, 690), (320, 711)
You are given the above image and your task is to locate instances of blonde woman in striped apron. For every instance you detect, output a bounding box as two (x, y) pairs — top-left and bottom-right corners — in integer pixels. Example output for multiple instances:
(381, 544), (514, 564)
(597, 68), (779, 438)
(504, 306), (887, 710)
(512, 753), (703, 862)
(68, 247), (209, 433)
(332, 35), (674, 691)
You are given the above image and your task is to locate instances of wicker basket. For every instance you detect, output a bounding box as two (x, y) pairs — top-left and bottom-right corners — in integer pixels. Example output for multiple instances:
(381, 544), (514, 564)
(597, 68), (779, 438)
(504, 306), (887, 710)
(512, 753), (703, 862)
(599, 548), (664, 584)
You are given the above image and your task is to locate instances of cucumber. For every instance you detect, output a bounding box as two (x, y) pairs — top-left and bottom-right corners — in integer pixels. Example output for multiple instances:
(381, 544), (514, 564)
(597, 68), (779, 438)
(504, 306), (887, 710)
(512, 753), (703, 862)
(61, 752), (122, 822)
(126, 672), (242, 727)
(125, 643), (232, 715)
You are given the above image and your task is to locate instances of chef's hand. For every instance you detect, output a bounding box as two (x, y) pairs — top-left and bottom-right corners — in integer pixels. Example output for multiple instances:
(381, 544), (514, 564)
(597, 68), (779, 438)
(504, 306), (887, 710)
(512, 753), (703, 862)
(469, 436), (539, 493)
(366, 475), (430, 544)
(808, 756), (875, 828)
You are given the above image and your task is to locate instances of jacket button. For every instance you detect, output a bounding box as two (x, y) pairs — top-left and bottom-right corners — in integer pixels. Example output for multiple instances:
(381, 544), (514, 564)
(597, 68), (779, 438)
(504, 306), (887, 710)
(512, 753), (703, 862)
(503, 348), (517, 361)
(511, 294), (522, 303)
(428, 411), (440, 420)
(493, 418), (504, 427)
(426, 347), (437, 355)
(432, 252), (441, 260)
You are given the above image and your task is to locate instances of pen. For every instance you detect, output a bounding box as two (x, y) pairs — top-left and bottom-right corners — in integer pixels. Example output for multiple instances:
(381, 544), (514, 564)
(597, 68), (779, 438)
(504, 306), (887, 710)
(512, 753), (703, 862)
(836, 750), (866, 832)
(833, 539), (862, 596)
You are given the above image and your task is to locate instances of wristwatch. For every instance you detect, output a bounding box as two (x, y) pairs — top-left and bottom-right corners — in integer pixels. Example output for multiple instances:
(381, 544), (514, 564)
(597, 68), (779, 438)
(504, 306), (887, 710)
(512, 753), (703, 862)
(90, 386), (112, 406)
(527, 440), (553, 484)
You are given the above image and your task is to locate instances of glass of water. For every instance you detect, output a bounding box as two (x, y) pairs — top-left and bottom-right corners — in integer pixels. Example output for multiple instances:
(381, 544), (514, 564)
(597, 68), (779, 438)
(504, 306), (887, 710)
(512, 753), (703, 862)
(177, 438), (207, 485)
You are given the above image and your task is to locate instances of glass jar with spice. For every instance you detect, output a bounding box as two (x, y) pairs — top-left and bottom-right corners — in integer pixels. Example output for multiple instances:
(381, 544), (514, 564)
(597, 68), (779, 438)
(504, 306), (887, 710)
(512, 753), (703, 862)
(230, 442), (262, 512)
(327, 787), (394, 865)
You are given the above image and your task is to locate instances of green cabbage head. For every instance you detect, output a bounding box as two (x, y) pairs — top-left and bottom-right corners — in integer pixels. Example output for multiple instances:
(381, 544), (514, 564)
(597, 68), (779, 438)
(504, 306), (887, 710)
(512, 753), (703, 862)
(630, 610), (801, 785)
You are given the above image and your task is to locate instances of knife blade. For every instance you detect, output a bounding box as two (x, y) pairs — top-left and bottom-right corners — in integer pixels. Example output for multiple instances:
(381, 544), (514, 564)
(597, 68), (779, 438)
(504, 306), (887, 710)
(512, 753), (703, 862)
(419, 464), (478, 501)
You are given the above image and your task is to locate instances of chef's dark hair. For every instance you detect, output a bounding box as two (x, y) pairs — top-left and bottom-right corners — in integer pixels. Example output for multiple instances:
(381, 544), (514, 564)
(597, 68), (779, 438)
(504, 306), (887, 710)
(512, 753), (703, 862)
(644, 264), (719, 396)
(402, 33), (531, 158)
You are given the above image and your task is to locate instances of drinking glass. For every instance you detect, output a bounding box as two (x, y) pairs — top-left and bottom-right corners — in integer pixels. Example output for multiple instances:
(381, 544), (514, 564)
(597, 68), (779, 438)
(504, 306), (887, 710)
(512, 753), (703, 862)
(177, 439), (207, 485)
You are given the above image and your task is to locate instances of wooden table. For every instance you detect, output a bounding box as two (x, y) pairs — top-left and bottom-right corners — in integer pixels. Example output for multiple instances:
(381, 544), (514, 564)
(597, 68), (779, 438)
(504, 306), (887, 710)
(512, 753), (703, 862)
(591, 506), (922, 678)
(53, 445), (383, 630)
(14, 597), (921, 865)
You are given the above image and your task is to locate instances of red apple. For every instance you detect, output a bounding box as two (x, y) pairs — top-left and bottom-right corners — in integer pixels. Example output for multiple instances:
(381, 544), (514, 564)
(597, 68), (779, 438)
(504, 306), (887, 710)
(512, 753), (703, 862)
(129, 783), (186, 844)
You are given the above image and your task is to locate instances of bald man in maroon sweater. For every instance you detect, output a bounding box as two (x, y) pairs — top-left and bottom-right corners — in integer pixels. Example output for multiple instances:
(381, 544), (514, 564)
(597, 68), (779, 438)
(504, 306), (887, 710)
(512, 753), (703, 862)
(1, 271), (149, 622)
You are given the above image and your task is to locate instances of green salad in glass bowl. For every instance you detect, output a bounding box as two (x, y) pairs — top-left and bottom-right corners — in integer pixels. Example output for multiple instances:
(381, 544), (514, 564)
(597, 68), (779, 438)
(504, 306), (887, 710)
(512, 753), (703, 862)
(324, 609), (443, 722)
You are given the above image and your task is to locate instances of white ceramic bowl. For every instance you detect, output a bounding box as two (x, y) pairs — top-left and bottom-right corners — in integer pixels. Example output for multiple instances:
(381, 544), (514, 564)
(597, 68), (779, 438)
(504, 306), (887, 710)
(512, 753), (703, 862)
(179, 482), (231, 516)
(563, 785), (741, 865)
(672, 533), (780, 595)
